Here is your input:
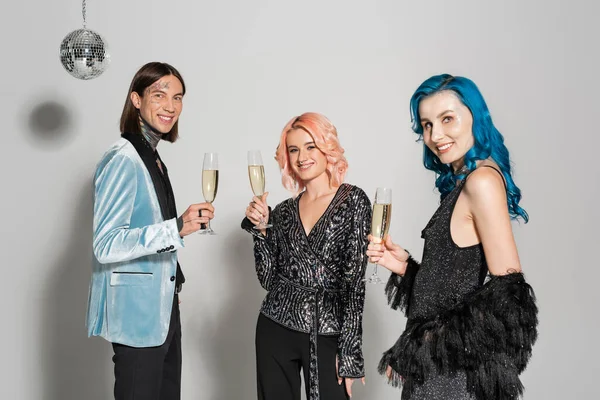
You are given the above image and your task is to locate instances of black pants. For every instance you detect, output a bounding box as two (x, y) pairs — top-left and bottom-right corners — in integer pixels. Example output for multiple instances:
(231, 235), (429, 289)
(112, 295), (181, 400)
(256, 313), (349, 400)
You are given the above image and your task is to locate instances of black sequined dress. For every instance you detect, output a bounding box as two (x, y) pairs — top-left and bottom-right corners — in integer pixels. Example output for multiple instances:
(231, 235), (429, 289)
(242, 183), (372, 400)
(380, 169), (538, 400)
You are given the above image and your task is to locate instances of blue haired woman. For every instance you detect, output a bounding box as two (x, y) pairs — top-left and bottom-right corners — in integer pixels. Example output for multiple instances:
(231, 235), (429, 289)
(367, 74), (538, 400)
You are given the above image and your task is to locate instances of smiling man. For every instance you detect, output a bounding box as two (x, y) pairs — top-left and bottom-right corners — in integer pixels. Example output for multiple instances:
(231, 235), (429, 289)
(86, 62), (215, 400)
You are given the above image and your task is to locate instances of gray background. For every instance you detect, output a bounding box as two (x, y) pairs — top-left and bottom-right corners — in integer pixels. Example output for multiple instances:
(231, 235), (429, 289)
(1, 0), (598, 398)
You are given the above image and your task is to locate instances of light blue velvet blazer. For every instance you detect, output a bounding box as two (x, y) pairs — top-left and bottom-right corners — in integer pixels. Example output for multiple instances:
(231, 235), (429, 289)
(86, 138), (184, 347)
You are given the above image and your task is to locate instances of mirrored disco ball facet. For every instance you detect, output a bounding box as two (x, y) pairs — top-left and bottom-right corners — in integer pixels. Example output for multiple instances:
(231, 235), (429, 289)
(59, 29), (110, 80)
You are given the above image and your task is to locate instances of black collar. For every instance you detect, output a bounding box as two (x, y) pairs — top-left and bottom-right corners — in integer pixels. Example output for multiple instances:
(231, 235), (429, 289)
(122, 131), (156, 161)
(122, 132), (174, 221)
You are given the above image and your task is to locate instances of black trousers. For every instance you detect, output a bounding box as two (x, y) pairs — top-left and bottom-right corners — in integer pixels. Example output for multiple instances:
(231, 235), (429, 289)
(256, 313), (349, 400)
(112, 295), (181, 400)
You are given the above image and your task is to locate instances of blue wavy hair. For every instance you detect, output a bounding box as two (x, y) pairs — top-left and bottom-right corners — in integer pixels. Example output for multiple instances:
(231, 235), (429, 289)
(410, 74), (528, 222)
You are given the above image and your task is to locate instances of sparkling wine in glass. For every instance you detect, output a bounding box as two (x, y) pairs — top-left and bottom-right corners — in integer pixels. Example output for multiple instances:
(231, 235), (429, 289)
(366, 187), (392, 284)
(247, 150), (272, 230)
(198, 152), (218, 235)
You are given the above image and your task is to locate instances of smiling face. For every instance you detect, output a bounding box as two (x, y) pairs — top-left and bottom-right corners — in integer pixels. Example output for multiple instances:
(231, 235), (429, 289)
(419, 90), (475, 171)
(286, 128), (329, 184)
(130, 74), (184, 134)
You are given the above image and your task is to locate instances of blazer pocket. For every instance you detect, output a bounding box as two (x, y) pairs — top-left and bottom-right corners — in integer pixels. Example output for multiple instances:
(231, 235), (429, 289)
(110, 272), (154, 286)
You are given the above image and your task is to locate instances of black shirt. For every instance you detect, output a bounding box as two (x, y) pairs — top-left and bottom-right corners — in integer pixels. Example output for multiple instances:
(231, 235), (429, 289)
(122, 132), (185, 288)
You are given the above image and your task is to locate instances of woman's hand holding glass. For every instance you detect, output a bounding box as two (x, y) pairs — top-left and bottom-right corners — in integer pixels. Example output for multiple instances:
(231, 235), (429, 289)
(246, 193), (270, 237)
(366, 234), (410, 276)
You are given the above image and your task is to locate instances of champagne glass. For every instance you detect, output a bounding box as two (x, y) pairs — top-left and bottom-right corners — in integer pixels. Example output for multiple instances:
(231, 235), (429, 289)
(366, 187), (392, 284)
(247, 150), (272, 230)
(198, 152), (219, 235)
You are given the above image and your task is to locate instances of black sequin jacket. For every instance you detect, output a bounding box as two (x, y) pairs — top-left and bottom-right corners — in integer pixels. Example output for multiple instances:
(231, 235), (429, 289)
(242, 183), (371, 399)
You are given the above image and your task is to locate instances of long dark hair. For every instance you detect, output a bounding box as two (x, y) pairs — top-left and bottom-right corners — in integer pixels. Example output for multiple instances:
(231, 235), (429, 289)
(119, 62), (186, 143)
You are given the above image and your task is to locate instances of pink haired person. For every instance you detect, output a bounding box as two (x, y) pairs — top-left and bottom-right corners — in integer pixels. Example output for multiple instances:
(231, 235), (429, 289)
(242, 112), (371, 400)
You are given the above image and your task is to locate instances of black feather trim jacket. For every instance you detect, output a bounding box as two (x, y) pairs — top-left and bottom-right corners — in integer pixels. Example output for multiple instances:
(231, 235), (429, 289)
(380, 259), (538, 400)
(379, 171), (538, 400)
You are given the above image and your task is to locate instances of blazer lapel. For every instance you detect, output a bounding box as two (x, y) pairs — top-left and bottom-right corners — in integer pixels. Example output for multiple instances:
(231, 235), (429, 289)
(122, 132), (170, 221)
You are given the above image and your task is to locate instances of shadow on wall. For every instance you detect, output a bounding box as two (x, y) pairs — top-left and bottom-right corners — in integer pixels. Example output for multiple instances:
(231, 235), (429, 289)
(24, 98), (74, 149)
(196, 230), (265, 400)
(40, 180), (111, 400)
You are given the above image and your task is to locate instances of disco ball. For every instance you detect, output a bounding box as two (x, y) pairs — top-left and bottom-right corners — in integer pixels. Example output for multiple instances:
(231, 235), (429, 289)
(59, 28), (110, 80)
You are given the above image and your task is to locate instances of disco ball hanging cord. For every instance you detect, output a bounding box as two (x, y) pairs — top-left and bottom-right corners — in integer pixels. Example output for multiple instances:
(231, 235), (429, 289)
(59, 0), (110, 80)
(82, 0), (87, 28)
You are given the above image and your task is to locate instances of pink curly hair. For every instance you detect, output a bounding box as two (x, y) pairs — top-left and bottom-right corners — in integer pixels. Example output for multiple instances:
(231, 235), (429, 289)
(275, 112), (348, 194)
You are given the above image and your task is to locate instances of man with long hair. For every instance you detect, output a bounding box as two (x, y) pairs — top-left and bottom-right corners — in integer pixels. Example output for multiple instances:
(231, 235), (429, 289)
(86, 62), (214, 399)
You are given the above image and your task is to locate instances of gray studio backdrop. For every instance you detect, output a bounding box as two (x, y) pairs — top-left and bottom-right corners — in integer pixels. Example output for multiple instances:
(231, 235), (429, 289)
(1, 0), (598, 399)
